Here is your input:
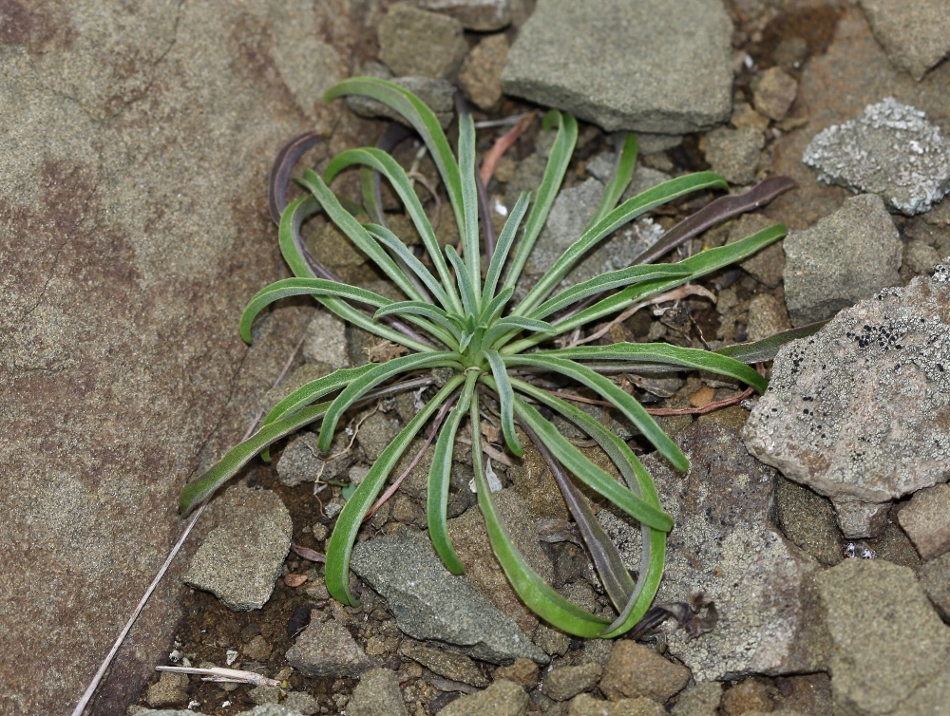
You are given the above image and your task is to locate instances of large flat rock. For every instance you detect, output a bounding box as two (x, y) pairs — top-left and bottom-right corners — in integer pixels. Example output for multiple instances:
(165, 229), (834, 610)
(0, 2), (382, 714)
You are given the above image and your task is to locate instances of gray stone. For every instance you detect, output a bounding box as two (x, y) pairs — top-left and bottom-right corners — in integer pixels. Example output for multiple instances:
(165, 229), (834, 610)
(671, 682), (723, 716)
(859, 0), (950, 80)
(276, 430), (353, 487)
(898, 483), (950, 559)
(774, 477), (843, 567)
(356, 410), (402, 462)
(285, 615), (373, 678)
(803, 98), (950, 215)
(138, 706), (306, 716)
(144, 671), (189, 708)
(458, 33), (510, 110)
(0, 0), (363, 710)
(501, 0), (733, 134)
(378, 3), (468, 80)
(783, 194), (901, 326)
(438, 680), (529, 716)
(347, 667), (407, 716)
(602, 423), (824, 681)
(350, 530), (548, 664)
(746, 293), (792, 343)
(303, 311), (349, 369)
(400, 641), (489, 687)
(918, 550), (950, 620)
(184, 486), (292, 610)
(728, 213), (786, 289)
(540, 662), (602, 702)
(703, 127), (765, 186)
(815, 559), (950, 715)
(599, 641), (690, 703)
(412, 0), (512, 31)
(744, 268), (950, 537)
(345, 64), (456, 129)
(903, 239), (941, 275)
(752, 67), (798, 122)
(524, 177), (664, 289)
(567, 694), (666, 716)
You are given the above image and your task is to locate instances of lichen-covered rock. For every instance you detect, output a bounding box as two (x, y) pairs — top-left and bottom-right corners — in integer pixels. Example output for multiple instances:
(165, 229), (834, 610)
(745, 266), (950, 537)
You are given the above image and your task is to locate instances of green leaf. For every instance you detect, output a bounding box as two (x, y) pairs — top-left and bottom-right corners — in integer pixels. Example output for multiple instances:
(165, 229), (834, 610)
(278, 195), (323, 279)
(509, 223), (786, 352)
(516, 171), (729, 315)
(586, 133), (638, 230)
(179, 401), (332, 515)
(325, 77), (466, 251)
(445, 245), (479, 318)
(458, 111), (482, 305)
(484, 350), (523, 457)
(364, 223), (451, 309)
(468, 395), (612, 637)
(482, 192), (530, 306)
(298, 170), (427, 303)
(427, 373), (479, 574)
(509, 393), (673, 532)
(317, 351), (462, 452)
(715, 320), (828, 364)
(525, 264), (692, 322)
(544, 342), (769, 393)
(325, 376), (465, 605)
(325, 147), (462, 313)
(373, 300), (461, 349)
(505, 353), (689, 471)
(261, 364), (376, 426)
(503, 111), (578, 294)
(239, 277), (434, 353)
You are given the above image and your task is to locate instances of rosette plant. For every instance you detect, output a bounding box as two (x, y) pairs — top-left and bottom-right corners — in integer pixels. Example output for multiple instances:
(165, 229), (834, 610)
(180, 77), (787, 637)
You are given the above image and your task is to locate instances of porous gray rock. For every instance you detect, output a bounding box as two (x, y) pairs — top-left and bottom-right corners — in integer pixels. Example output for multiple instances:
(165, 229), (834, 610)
(703, 127), (765, 185)
(601, 422), (825, 681)
(752, 67), (799, 122)
(350, 529), (548, 664)
(285, 615), (373, 678)
(599, 641), (690, 703)
(501, 0), (733, 134)
(346, 667), (408, 716)
(567, 694), (666, 716)
(858, 0), (950, 80)
(744, 267), (950, 537)
(377, 3), (468, 80)
(399, 642), (489, 688)
(184, 486), (293, 611)
(783, 193), (901, 326)
(540, 662), (602, 702)
(815, 559), (950, 715)
(918, 551), (950, 619)
(897, 483), (950, 560)
(802, 97), (950, 215)
(437, 680), (528, 716)
(412, 0), (511, 31)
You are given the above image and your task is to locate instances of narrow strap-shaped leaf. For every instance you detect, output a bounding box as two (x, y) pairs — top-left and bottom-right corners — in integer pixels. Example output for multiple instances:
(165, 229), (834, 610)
(261, 365), (376, 426)
(325, 147), (462, 313)
(512, 377), (668, 635)
(324, 77), (466, 245)
(428, 374), (478, 574)
(180, 401), (332, 515)
(364, 223), (450, 308)
(240, 278), (434, 354)
(715, 320), (828, 364)
(506, 223), (786, 353)
(484, 350), (522, 457)
(325, 377), (464, 605)
(481, 315), (552, 348)
(317, 351), (462, 452)
(269, 131), (326, 224)
(299, 169), (427, 302)
(508, 393), (673, 531)
(525, 264), (692, 321)
(360, 165), (385, 225)
(373, 300), (460, 350)
(469, 395), (612, 637)
(480, 286), (515, 326)
(482, 192), (530, 306)
(458, 111), (482, 305)
(516, 171), (729, 316)
(445, 245), (479, 318)
(585, 133), (638, 231)
(524, 423), (636, 612)
(506, 354), (687, 471)
(502, 111), (578, 294)
(241, 278), (391, 342)
(279, 195), (324, 279)
(543, 342), (768, 393)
